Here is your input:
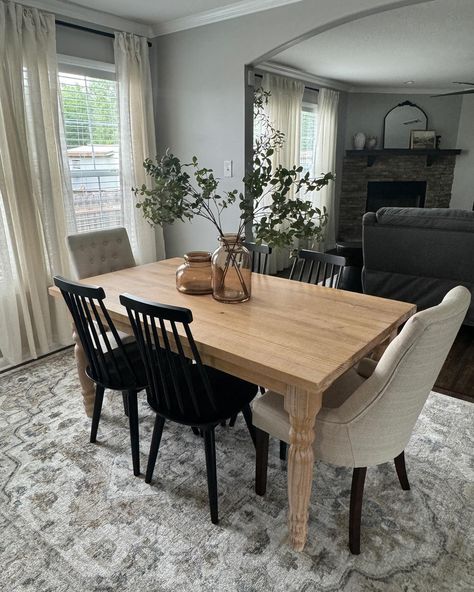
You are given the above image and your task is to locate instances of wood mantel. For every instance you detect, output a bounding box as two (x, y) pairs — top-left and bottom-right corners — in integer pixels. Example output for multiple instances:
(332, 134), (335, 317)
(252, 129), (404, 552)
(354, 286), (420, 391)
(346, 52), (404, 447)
(345, 148), (462, 167)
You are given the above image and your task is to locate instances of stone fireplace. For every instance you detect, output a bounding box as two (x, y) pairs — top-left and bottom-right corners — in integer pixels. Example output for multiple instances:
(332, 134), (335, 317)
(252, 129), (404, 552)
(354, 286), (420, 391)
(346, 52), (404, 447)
(338, 152), (458, 241)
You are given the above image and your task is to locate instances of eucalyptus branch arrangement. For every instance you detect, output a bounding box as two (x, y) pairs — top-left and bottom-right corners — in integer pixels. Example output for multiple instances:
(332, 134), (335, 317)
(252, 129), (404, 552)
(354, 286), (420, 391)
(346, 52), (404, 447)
(134, 88), (334, 249)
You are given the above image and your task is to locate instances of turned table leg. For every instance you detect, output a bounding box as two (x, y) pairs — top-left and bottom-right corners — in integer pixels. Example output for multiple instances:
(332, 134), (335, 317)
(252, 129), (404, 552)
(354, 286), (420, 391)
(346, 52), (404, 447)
(284, 387), (323, 552)
(72, 326), (95, 418)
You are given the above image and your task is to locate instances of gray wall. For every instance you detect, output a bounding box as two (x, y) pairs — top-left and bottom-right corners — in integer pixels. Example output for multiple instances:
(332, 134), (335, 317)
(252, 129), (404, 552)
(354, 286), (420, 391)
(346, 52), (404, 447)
(451, 95), (474, 210)
(150, 0), (428, 257)
(56, 24), (114, 63)
(344, 92), (463, 149)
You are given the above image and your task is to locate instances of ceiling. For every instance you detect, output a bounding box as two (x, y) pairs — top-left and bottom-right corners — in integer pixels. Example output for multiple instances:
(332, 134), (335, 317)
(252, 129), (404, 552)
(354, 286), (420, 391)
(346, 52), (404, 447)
(30, 0), (302, 36)
(266, 0), (474, 93)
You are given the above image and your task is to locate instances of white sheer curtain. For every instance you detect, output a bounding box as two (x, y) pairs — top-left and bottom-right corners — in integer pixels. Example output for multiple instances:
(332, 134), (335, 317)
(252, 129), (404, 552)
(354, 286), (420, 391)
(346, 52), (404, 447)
(313, 88), (339, 250)
(114, 32), (165, 264)
(262, 74), (304, 274)
(0, 1), (72, 366)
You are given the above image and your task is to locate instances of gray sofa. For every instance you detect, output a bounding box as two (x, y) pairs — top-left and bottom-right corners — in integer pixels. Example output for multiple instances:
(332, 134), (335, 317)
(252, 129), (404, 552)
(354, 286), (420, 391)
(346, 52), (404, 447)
(362, 207), (474, 325)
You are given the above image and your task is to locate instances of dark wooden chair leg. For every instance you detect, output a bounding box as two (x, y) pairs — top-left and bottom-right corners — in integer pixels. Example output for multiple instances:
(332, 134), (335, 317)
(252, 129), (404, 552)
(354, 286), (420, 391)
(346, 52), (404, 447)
(279, 440), (287, 461)
(349, 467), (367, 555)
(394, 451), (410, 490)
(127, 391), (140, 476)
(204, 428), (219, 524)
(255, 428), (269, 496)
(145, 414), (165, 483)
(241, 404), (256, 448)
(90, 384), (105, 443)
(121, 391), (129, 417)
(229, 414), (238, 427)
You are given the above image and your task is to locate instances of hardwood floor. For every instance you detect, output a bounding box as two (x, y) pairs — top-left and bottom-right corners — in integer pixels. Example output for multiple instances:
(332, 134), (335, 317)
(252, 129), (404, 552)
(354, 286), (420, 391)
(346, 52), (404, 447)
(434, 325), (474, 402)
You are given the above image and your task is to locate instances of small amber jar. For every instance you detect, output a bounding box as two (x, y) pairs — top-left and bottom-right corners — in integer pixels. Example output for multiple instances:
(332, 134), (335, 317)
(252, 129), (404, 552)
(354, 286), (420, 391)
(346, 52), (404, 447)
(176, 251), (212, 295)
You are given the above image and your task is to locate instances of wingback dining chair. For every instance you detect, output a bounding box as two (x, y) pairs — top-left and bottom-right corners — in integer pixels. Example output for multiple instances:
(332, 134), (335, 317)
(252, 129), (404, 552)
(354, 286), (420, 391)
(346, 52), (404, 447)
(252, 286), (471, 554)
(54, 276), (148, 476)
(120, 293), (258, 524)
(66, 227), (137, 414)
(67, 227), (135, 280)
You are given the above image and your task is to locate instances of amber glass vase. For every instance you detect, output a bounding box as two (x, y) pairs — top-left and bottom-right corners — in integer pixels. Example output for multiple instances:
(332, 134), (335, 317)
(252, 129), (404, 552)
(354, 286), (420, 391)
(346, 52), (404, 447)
(176, 252), (212, 295)
(211, 234), (251, 303)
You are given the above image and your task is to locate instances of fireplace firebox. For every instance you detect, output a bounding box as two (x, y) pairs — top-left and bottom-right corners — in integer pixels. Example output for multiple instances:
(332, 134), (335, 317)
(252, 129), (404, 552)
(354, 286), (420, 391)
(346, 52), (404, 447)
(366, 181), (426, 212)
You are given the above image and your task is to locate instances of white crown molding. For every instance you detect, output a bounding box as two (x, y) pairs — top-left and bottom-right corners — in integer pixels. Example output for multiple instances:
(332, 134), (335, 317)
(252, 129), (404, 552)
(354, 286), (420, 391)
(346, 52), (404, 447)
(152, 0), (303, 37)
(25, 0), (152, 37)
(347, 86), (458, 95)
(258, 61), (351, 92)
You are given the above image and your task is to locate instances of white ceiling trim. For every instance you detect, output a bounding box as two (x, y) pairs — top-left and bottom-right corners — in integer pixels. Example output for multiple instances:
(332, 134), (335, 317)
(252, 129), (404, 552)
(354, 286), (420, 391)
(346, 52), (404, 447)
(25, 0), (152, 37)
(152, 0), (303, 37)
(259, 61), (351, 92)
(349, 86), (457, 94)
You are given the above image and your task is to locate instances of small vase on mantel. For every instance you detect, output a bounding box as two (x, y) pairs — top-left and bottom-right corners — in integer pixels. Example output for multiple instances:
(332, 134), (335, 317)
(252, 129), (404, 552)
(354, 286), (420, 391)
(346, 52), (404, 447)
(353, 132), (366, 150)
(211, 234), (251, 303)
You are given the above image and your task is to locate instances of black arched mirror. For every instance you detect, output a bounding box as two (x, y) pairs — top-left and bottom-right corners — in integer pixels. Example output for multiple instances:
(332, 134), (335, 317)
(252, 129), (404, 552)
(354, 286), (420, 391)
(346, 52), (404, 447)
(383, 101), (428, 148)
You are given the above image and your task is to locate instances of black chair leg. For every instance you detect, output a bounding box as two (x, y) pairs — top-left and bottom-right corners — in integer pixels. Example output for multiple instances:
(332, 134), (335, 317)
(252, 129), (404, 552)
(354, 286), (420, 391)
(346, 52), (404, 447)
(121, 391), (129, 417)
(127, 390), (140, 476)
(241, 404), (256, 448)
(394, 451), (410, 490)
(279, 441), (287, 461)
(349, 467), (367, 555)
(90, 384), (105, 443)
(145, 414), (165, 483)
(229, 414), (238, 427)
(203, 428), (219, 524)
(255, 428), (269, 496)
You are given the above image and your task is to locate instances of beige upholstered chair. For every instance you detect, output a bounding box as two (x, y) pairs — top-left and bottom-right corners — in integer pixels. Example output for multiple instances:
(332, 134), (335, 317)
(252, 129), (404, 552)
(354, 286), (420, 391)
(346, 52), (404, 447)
(66, 227), (137, 413)
(67, 227), (135, 280)
(252, 286), (471, 554)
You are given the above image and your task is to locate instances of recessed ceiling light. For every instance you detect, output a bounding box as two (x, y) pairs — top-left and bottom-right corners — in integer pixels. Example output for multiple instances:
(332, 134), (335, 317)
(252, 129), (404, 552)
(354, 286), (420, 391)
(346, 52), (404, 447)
(404, 80), (415, 85)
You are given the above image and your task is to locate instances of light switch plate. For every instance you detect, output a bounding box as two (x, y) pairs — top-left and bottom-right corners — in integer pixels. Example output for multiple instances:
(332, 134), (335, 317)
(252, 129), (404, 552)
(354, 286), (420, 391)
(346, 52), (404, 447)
(224, 160), (233, 178)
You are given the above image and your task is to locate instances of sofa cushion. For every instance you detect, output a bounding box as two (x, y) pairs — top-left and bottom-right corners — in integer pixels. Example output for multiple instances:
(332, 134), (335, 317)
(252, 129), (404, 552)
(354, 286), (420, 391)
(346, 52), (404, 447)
(375, 207), (474, 231)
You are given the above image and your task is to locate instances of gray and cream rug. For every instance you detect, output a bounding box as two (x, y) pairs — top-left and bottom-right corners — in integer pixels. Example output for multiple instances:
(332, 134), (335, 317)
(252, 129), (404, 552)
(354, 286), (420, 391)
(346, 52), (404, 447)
(0, 350), (472, 591)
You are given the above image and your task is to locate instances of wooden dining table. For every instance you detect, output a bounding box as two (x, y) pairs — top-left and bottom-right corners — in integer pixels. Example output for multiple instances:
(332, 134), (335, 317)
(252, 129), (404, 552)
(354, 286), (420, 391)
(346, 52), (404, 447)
(49, 258), (415, 551)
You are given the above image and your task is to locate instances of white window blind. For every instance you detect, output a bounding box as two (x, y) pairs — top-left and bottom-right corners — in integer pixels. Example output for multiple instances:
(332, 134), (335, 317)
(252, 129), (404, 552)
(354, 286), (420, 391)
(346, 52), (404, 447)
(300, 102), (319, 178)
(59, 68), (122, 233)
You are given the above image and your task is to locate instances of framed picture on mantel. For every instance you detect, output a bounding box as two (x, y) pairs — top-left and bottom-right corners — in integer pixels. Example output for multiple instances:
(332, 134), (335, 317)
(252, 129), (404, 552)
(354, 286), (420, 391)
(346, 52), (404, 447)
(410, 130), (436, 149)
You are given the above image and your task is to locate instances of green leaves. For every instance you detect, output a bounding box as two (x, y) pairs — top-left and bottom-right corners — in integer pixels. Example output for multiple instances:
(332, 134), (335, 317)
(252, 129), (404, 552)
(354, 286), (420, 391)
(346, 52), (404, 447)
(133, 88), (335, 247)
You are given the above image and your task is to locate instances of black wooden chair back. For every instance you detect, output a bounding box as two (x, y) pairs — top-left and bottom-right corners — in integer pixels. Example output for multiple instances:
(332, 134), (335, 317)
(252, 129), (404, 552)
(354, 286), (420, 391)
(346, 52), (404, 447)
(120, 293), (219, 424)
(54, 276), (138, 389)
(289, 249), (347, 288)
(243, 241), (272, 274)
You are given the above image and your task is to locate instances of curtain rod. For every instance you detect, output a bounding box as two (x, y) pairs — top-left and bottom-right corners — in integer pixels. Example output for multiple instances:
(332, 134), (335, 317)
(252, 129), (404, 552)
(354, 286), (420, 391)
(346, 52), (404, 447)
(55, 20), (152, 47)
(254, 72), (318, 93)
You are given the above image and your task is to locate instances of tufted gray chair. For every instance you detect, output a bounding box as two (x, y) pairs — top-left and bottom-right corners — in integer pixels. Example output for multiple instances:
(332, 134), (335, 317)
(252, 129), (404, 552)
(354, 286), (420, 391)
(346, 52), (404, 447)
(66, 228), (137, 416)
(67, 227), (136, 280)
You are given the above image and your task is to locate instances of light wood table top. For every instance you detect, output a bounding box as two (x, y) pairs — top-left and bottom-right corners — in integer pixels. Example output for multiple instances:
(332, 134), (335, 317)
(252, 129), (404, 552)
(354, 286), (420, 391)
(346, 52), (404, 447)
(50, 258), (415, 396)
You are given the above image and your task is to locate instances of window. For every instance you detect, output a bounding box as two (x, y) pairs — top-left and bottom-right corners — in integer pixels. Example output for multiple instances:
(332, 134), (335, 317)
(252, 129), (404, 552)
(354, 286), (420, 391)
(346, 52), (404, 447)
(300, 102), (318, 178)
(59, 64), (121, 233)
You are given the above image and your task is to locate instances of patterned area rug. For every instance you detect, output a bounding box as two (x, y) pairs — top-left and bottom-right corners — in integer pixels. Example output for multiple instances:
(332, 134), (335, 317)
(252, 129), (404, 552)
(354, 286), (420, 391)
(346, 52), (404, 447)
(0, 350), (472, 592)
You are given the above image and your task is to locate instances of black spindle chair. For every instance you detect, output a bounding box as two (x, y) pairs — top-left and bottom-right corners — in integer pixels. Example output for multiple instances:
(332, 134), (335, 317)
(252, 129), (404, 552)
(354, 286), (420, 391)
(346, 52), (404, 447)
(289, 249), (347, 287)
(226, 241), (272, 429)
(54, 276), (148, 476)
(243, 241), (272, 274)
(119, 293), (258, 524)
(274, 249), (347, 461)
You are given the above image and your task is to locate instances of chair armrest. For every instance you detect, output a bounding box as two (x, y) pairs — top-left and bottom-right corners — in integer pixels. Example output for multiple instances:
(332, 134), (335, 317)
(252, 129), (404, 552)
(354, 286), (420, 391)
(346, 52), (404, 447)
(356, 357), (378, 378)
